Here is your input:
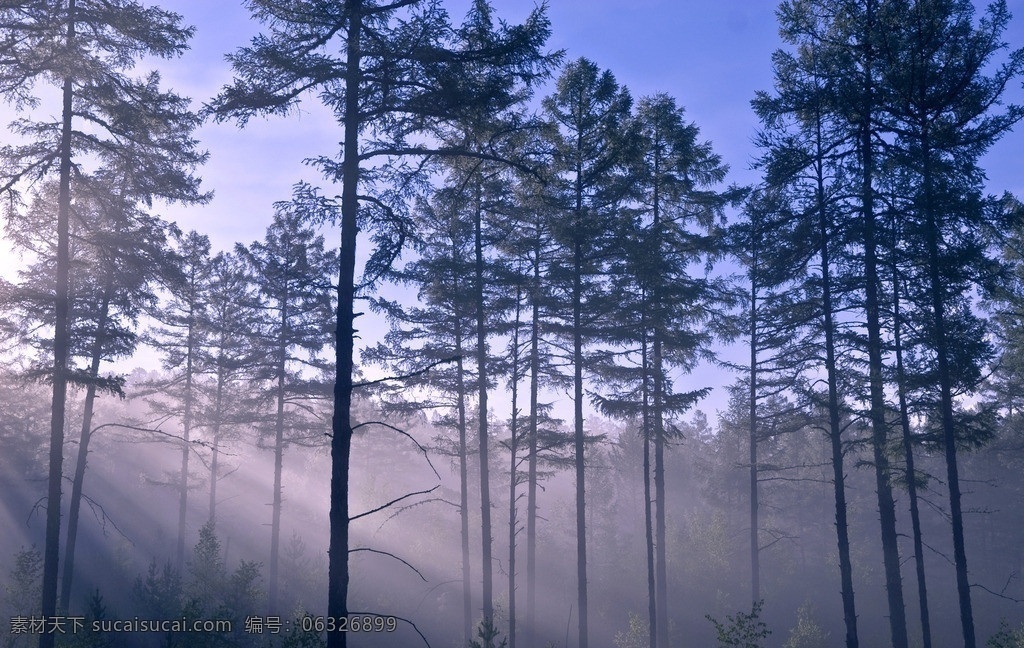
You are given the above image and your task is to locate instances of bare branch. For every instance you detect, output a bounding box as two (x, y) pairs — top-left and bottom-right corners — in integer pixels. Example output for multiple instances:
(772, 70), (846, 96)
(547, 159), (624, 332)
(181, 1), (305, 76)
(352, 356), (458, 388)
(972, 577), (1024, 604)
(347, 611), (431, 647)
(350, 485), (439, 522)
(352, 420), (440, 480)
(349, 547), (427, 582)
(81, 492), (134, 544)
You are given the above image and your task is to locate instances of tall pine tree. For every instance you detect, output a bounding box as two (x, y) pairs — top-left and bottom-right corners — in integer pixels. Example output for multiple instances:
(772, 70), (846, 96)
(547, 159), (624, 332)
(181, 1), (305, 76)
(0, 2), (206, 633)
(209, 3), (553, 644)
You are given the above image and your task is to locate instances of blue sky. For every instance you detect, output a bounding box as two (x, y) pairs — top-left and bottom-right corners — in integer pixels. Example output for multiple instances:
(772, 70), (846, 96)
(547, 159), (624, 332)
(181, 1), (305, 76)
(152, 0), (1024, 249)
(157, 1), (786, 247)
(3, 0), (1024, 417)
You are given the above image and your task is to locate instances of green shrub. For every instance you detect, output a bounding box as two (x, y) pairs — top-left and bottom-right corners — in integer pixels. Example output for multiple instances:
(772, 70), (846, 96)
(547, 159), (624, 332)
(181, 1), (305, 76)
(988, 620), (1024, 648)
(705, 600), (771, 648)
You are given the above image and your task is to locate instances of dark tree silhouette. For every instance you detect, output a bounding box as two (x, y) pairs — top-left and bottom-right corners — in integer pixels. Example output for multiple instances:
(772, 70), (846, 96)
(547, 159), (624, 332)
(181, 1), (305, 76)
(542, 57), (634, 648)
(880, 2), (1024, 644)
(209, 2), (553, 644)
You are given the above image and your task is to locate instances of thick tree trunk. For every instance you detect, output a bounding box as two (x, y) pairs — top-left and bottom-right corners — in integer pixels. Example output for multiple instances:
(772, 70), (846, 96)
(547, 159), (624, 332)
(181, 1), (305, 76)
(863, 197), (908, 648)
(40, 7), (76, 641)
(60, 279), (112, 613)
(327, 4), (361, 647)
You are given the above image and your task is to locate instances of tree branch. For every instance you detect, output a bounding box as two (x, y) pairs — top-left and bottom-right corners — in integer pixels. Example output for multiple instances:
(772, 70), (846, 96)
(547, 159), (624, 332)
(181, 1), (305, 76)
(352, 356), (458, 388)
(351, 420), (440, 480)
(350, 485), (439, 522)
(349, 547), (427, 581)
(347, 611), (431, 647)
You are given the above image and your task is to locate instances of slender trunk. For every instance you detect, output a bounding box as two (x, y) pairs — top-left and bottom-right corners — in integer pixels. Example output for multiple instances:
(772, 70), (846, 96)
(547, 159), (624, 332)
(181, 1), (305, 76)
(748, 274), (759, 606)
(176, 271), (197, 572)
(209, 357), (226, 525)
(891, 259), (932, 648)
(456, 323), (473, 644)
(508, 284), (524, 648)
(920, 132), (975, 648)
(572, 154), (588, 648)
(327, 3), (361, 646)
(475, 180), (494, 624)
(525, 231), (541, 648)
(651, 126), (669, 648)
(864, 188), (908, 648)
(60, 276), (112, 612)
(652, 333), (668, 648)
(641, 323), (657, 648)
(572, 260), (587, 648)
(814, 100), (859, 648)
(269, 303), (287, 611)
(860, 6), (908, 643)
(40, 5), (76, 639)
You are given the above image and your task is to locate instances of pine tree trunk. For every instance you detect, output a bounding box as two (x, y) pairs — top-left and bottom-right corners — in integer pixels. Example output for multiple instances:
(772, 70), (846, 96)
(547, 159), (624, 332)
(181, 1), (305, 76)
(475, 182), (494, 624)
(327, 4), (361, 646)
(748, 276), (760, 606)
(269, 325), (287, 612)
(652, 334), (669, 648)
(40, 5), (77, 639)
(209, 359), (226, 525)
(60, 278), (112, 613)
(859, 6), (908, 642)
(814, 112), (859, 648)
(525, 239), (541, 648)
(572, 157), (589, 648)
(651, 133), (669, 648)
(891, 260), (932, 648)
(456, 325), (473, 645)
(920, 132), (975, 648)
(508, 286), (523, 648)
(176, 274), (197, 573)
(641, 326), (657, 648)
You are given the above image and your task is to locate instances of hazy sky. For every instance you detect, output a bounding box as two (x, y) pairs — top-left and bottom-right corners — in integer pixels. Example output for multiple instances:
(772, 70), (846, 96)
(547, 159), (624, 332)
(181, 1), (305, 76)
(3, 0), (1024, 415)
